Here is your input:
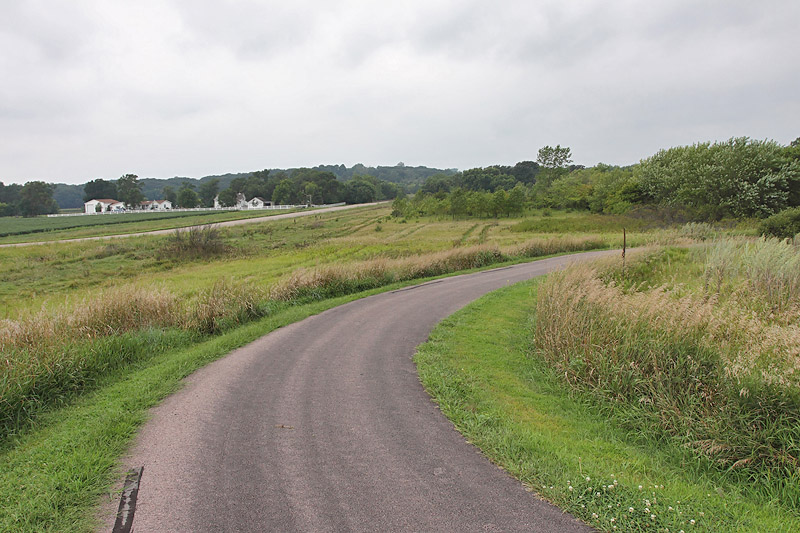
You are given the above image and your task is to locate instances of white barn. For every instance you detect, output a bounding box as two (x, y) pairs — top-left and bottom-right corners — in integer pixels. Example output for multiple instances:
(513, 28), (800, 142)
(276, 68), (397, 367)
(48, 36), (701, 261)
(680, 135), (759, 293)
(248, 197), (271, 208)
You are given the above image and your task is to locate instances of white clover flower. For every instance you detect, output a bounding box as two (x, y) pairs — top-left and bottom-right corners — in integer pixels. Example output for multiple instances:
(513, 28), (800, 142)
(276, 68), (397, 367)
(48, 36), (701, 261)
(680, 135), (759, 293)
(568, 486), (573, 491)
(596, 492), (601, 497)
(699, 512), (704, 517)
(586, 476), (590, 482)
(613, 480), (618, 485)
(638, 485), (643, 490)
(651, 514), (656, 520)
(645, 508), (650, 513)
(591, 513), (598, 519)
(668, 506), (674, 511)
(629, 507), (634, 513)
(645, 500), (651, 506)
(690, 519), (695, 525)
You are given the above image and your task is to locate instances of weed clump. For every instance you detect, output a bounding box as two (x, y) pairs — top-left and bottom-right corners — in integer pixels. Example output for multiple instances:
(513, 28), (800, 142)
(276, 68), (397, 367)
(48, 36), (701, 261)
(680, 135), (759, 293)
(161, 225), (228, 259)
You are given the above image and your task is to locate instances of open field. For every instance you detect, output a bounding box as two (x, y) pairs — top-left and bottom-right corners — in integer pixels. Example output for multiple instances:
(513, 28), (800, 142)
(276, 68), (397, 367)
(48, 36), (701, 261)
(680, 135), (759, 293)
(415, 279), (799, 531)
(0, 205), (764, 530)
(0, 205), (657, 318)
(0, 207), (311, 244)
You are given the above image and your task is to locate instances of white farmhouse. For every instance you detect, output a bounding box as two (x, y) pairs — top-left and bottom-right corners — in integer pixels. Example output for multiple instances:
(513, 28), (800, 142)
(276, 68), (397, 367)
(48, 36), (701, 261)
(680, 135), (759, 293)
(84, 198), (125, 213)
(140, 200), (173, 211)
(248, 197), (271, 209)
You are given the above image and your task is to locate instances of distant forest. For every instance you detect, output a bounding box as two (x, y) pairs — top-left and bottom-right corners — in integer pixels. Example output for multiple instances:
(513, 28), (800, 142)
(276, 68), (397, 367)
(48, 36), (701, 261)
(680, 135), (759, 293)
(47, 163), (457, 209)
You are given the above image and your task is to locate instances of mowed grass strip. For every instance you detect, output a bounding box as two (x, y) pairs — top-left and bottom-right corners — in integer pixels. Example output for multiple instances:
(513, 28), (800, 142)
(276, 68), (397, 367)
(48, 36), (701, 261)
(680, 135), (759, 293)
(414, 279), (799, 532)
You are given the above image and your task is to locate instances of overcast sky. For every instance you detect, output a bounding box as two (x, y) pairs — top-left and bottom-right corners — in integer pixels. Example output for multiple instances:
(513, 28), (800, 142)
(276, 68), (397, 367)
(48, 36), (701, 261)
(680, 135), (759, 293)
(1, 0), (798, 185)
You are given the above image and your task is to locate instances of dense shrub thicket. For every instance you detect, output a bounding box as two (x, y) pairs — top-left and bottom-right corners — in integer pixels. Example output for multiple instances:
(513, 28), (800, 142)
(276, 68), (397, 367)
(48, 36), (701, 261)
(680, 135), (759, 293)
(760, 206), (800, 239)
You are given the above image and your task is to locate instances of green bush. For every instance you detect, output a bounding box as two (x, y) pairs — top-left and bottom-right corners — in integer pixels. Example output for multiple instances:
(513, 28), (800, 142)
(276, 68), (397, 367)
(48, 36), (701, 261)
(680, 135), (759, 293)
(760, 207), (800, 239)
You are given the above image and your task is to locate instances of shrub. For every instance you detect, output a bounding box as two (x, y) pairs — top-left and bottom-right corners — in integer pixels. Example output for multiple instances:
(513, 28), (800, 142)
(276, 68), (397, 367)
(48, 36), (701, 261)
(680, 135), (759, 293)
(161, 225), (228, 259)
(760, 207), (800, 239)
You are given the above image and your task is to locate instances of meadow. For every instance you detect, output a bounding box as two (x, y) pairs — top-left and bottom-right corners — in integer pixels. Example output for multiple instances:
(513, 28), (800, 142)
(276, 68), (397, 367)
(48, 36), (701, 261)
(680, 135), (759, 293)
(0, 204), (766, 531)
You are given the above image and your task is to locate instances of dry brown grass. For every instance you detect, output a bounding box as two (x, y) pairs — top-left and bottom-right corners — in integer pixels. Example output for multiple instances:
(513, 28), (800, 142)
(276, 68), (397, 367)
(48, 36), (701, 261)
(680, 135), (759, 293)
(535, 257), (800, 472)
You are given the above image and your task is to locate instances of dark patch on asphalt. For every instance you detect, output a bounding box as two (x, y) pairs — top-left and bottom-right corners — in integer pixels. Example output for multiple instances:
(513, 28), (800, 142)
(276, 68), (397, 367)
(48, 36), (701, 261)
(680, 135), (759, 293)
(112, 467), (143, 533)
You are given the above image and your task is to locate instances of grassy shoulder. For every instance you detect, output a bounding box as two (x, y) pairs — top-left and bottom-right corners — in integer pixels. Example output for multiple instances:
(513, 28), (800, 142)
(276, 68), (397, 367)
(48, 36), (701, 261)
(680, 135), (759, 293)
(414, 279), (798, 532)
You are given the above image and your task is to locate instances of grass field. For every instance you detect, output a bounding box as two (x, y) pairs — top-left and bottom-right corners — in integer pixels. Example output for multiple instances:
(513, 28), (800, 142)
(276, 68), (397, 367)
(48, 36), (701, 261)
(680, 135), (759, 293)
(0, 207), (309, 244)
(0, 205), (763, 530)
(415, 279), (799, 532)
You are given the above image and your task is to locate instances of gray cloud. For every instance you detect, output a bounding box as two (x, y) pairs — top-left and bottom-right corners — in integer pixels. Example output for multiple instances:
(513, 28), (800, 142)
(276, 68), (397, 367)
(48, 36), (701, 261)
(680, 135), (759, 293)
(1, 0), (798, 184)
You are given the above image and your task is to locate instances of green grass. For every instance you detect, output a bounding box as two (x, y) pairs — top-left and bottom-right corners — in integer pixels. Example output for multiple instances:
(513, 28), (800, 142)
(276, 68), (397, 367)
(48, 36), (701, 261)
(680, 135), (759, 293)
(415, 279), (799, 532)
(0, 207), (310, 244)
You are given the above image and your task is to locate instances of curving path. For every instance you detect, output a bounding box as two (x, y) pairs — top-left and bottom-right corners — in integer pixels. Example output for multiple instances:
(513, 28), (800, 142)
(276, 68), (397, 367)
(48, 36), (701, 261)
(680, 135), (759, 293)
(0, 202), (384, 248)
(103, 251), (616, 532)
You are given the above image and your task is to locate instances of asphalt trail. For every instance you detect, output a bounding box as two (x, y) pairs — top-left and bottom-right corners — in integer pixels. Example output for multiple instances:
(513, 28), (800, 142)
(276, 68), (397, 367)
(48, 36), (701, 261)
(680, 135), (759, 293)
(103, 251), (615, 532)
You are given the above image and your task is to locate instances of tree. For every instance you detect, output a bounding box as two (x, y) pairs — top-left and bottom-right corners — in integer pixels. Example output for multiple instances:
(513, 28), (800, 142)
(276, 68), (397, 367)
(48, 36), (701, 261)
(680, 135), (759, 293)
(162, 186), (177, 204)
(0, 182), (22, 216)
(303, 182), (322, 204)
(217, 188), (237, 207)
(536, 145), (573, 188)
(177, 183), (200, 208)
(198, 178), (220, 207)
(116, 174), (144, 208)
(636, 137), (795, 219)
(272, 179), (294, 205)
(510, 161), (539, 185)
(343, 177), (378, 204)
(507, 184), (527, 216)
(449, 188), (468, 219)
(83, 178), (117, 202)
(19, 181), (59, 217)
(490, 189), (509, 217)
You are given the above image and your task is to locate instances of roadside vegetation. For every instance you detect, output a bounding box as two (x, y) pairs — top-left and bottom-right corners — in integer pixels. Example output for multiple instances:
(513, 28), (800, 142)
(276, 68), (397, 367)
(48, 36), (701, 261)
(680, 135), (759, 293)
(416, 274), (800, 532)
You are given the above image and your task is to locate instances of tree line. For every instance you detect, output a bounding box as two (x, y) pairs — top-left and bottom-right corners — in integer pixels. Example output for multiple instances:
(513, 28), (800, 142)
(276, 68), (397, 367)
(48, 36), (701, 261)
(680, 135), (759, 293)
(401, 139), (800, 222)
(3, 137), (798, 219)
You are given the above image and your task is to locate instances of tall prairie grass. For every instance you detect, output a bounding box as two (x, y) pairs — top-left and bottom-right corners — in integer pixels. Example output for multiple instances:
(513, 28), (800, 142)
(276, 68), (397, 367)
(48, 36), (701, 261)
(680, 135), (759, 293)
(704, 237), (800, 320)
(0, 235), (608, 437)
(534, 242), (800, 502)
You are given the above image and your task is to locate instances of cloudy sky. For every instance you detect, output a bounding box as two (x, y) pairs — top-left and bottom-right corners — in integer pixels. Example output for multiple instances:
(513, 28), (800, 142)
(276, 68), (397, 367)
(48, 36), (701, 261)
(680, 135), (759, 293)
(1, 0), (798, 185)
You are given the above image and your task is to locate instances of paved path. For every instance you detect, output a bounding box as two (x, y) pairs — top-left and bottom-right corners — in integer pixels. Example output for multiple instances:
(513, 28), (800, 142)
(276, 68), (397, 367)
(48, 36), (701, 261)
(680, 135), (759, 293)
(104, 251), (615, 532)
(0, 202), (383, 248)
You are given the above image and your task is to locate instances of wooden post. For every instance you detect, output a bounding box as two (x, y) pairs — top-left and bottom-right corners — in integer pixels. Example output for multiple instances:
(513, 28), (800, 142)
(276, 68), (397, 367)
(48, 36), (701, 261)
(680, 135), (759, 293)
(622, 227), (626, 276)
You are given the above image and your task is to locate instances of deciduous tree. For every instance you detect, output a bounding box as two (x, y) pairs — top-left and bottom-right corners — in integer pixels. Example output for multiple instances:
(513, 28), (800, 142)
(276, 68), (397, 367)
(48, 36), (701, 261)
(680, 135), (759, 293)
(116, 174), (144, 208)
